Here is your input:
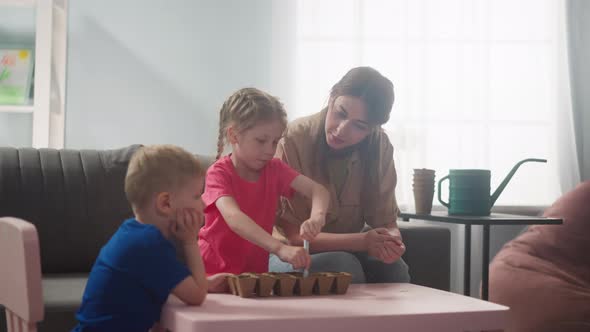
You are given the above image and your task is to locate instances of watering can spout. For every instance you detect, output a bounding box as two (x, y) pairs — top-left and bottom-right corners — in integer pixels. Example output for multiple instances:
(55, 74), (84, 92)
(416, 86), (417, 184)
(490, 158), (547, 207)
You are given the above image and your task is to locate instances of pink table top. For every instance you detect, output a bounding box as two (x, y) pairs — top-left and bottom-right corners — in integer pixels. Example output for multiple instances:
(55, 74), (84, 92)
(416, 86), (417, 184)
(161, 283), (508, 332)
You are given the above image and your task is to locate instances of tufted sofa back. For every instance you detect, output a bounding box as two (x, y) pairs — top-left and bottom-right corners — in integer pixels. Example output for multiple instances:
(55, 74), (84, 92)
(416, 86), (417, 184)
(0, 145), (142, 273)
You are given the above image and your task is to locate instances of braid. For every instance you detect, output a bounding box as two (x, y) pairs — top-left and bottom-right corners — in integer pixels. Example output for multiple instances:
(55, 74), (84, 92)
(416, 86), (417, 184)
(215, 93), (245, 160)
(215, 122), (225, 160)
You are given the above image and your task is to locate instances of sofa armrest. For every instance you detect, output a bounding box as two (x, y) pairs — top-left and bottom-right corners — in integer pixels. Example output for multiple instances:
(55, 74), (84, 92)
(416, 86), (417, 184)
(399, 222), (450, 291)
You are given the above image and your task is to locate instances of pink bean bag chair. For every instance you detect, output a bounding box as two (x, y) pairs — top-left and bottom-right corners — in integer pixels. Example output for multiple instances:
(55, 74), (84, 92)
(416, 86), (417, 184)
(489, 181), (590, 332)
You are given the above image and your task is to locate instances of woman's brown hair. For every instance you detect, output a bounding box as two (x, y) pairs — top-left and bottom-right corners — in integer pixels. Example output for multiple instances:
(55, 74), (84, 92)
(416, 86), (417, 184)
(316, 67), (395, 216)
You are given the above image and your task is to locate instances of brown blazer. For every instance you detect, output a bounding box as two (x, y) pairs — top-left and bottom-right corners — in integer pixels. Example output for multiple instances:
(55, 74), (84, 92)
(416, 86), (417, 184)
(276, 112), (400, 234)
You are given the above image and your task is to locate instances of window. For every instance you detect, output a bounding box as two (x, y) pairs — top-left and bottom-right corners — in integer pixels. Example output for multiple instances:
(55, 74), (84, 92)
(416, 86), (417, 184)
(292, 0), (562, 207)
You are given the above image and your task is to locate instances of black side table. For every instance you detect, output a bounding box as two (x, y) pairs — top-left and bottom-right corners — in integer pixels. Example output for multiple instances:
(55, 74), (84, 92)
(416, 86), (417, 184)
(400, 211), (562, 300)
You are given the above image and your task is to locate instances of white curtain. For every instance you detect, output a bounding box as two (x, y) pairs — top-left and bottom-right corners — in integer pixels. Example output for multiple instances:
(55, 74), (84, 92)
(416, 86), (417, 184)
(556, 0), (581, 192)
(277, 0), (579, 209)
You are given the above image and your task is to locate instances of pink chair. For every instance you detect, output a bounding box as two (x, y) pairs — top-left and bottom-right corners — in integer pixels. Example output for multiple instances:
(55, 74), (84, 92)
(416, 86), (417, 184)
(0, 217), (44, 332)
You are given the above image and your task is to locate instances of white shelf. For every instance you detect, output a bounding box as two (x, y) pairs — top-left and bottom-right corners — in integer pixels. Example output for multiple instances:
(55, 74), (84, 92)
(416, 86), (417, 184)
(1, 0), (67, 148)
(0, 105), (34, 113)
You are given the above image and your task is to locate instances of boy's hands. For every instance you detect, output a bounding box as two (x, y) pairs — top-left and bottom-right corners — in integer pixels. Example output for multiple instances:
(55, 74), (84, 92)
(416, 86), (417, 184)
(170, 208), (203, 245)
(207, 273), (232, 293)
(276, 243), (311, 269)
(299, 216), (325, 241)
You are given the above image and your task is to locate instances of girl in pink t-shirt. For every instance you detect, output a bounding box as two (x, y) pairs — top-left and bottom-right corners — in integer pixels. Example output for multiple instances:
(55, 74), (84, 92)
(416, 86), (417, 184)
(199, 88), (330, 275)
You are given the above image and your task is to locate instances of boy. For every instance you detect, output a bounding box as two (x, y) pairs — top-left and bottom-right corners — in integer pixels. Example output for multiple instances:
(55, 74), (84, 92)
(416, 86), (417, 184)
(73, 145), (224, 332)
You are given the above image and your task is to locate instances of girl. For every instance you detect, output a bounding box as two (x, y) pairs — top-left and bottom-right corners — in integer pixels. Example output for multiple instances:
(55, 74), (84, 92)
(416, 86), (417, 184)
(198, 87), (330, 275)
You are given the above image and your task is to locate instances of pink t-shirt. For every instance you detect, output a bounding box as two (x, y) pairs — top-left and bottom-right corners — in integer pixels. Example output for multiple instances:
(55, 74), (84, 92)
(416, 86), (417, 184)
(199, 156), (300, 274)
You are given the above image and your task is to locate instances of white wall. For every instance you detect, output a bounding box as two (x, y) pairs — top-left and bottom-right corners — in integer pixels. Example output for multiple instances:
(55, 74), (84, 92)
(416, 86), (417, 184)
(65, 0), (280, 155)
(1, 0), (292, 154)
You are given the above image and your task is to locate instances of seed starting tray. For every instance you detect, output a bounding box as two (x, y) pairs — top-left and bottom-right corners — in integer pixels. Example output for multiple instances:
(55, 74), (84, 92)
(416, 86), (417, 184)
(226, 272), (352, 298)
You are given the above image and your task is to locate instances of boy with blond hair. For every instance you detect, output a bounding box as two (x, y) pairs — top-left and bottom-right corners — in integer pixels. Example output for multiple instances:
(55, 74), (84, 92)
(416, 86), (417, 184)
(73, 145), (225, 332)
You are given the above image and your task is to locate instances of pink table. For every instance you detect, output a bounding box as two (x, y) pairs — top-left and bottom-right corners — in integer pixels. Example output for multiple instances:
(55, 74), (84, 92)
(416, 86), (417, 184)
(161, 283), (508, 332)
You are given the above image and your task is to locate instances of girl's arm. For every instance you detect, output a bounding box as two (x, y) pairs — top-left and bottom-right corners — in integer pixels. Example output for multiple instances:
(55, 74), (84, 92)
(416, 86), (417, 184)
(216, 196), (282, 252)
(216, 196), (310, 269)
(289, 174), (330, 240)
(276, 218), (363, 252)
(277, 217), (402, 258)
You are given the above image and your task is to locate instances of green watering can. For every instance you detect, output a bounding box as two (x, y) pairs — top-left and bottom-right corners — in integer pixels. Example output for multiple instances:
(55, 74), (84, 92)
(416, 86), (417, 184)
(437, 158), (547, 216)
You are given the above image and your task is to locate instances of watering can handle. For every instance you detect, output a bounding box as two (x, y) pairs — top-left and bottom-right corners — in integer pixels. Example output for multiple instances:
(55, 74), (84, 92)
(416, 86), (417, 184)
(437, 175), (450, 208)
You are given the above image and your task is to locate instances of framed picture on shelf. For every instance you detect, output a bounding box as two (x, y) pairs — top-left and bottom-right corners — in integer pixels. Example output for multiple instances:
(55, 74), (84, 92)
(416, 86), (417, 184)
(0, 46), (34, 105)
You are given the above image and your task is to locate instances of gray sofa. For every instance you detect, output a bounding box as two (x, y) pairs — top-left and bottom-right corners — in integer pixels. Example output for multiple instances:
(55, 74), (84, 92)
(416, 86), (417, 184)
(0, 145), (450, 332)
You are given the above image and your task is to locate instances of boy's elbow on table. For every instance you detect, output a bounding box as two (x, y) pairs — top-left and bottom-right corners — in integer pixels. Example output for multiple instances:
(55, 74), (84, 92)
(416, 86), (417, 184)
(182, 288), (207, 306)
(173, 277), (208, 306)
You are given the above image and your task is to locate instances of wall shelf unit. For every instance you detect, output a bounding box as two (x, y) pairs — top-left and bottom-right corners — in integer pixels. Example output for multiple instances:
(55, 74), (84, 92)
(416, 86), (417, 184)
(0, 0), (67, 148)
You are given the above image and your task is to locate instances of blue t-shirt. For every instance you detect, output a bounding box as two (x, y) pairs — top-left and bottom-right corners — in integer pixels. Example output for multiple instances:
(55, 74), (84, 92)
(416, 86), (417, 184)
(72, 219), (191, 332)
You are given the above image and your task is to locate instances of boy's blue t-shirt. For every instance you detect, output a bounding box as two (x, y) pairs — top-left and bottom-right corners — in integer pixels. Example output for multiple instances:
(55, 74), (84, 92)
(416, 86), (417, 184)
(73, 219), (191, 332)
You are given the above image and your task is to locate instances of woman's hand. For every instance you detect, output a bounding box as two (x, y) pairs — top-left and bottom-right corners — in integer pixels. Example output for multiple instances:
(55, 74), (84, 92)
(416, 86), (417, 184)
(364, 228), (406, 264)
(207, 273), (232, 293)
(276, 243), (311, 269)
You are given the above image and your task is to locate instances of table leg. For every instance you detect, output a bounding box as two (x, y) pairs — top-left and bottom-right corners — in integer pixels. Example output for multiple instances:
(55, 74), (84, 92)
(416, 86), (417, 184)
(464, 224), (471, 296)
(482, 224), (490, 301)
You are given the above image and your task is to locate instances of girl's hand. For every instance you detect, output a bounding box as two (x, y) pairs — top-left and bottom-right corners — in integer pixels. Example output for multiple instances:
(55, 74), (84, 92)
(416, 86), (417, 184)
(299, 217), (325, 241)
(170, 208), (201, 245)
(276, 244), (311, 269)
(207, 273), (232, 293)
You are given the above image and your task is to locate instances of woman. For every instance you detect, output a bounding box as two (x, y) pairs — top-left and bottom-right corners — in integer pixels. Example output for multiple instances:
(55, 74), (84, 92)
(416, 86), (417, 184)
(270, 66), (410, 283)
